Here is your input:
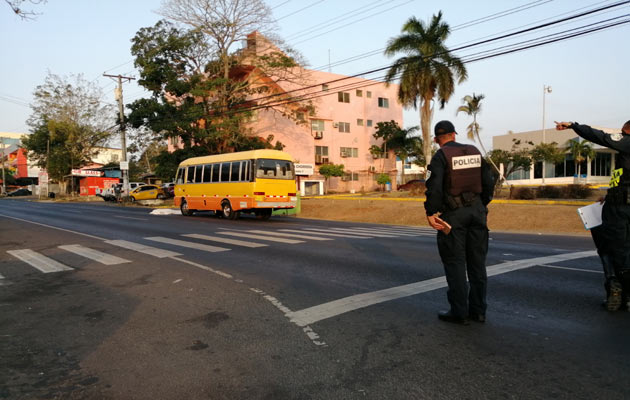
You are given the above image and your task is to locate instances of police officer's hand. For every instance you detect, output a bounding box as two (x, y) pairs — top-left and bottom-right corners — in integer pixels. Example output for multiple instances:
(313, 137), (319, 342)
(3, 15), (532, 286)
(554, 121), (572, 131)
(427, 214), (446, 231)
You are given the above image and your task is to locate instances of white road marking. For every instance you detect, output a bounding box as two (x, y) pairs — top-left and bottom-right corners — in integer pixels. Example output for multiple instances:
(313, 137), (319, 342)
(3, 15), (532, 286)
(351, 227), (434, 236)
(217, 231), (304, 244)
(308, 227), (399, 238)
(114, 216), (147, 221)
(58, 245), (131, 265)
(183, 233), (268, 248)
(286, 250), (597, 327)
(538, 264), (602, 274)
(278, 229), (370, 239)
(170, 256), (233, 278)
(245, 230), (333, 241)
(7, 249), (74, 273)
(0, 213), (106, 240)
(145, 237), (230, 253)
(105, 240), (182, 258)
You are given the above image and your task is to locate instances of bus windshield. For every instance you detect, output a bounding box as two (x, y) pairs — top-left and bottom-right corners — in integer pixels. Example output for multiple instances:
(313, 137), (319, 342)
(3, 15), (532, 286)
(255, 159), (294, 180)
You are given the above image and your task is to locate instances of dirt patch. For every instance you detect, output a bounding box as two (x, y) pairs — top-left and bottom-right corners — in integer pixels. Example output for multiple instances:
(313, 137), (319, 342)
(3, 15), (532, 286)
(299, 198), (589, 235)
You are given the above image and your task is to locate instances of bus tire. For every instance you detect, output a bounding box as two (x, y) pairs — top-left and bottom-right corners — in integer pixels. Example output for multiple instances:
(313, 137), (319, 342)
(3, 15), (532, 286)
(221, 200), (238, 220)
(180, 199), (194, 216)
(256, 209), (272, 221)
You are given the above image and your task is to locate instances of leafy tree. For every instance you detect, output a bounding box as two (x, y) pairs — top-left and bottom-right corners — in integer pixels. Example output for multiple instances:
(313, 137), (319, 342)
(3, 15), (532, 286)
(1, 167), (16, 186)
(566, 138), (595, 180)
(21, 73), (114, 186)
(384, 11), (467, 166)
(376, 173), (391, 191)
(530, 141), (566, 181)
(371, 121), (421, 177)
(486, 139), (532, 191)
(318, 163), (345, 194)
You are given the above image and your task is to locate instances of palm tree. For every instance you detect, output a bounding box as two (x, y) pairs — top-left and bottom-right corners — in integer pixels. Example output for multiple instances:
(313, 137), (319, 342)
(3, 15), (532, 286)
(384, 11), (467, 167)
(566, 139), (595, 182)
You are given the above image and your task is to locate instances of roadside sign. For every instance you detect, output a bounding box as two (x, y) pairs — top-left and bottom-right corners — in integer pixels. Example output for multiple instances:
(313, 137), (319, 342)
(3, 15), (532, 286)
(295, 163), (314, 176)
(119, 161), (129, 170)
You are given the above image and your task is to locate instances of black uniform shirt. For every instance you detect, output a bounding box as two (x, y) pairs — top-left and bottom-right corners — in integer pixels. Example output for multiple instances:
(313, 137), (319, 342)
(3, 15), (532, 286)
(570, 123), (630, 185)
(424, 141), (495, 216)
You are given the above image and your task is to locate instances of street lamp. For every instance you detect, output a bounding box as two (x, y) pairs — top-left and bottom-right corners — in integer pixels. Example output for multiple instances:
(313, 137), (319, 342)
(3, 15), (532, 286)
(541, 85), (552, 184)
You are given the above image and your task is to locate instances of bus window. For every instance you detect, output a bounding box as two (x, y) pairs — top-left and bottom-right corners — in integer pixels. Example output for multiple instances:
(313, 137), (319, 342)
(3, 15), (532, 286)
(186, 166), (195, 183)
(175, 168), (184, 184)
(230, 161), (241, 181)
(203, 164), (212, 183)
(256, 159), (294, 180)
(194, 165), (203, 183)
(221, 162), (231, 182)
(241, 161), (249, 182)
(211, 164), (220, 182)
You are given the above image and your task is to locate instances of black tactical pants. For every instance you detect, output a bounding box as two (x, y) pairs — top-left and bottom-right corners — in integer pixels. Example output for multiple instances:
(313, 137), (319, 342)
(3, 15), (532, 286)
(437, 198), (489, 318)
(600, 201), (630, 301)
(590, 225), (617, 296)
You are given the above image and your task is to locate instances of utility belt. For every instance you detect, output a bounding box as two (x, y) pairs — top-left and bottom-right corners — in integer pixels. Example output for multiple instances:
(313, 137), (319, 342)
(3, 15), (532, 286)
(606, 185), (630, 205)
(445, 192), (479, 210)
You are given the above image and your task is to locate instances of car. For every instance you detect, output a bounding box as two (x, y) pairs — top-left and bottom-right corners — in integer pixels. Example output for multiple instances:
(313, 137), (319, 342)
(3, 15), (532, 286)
(161, 182), (175, 198)
(7, 188), (32, 196)
(397, 179), (425, 191)
(129, 184), (166, 202)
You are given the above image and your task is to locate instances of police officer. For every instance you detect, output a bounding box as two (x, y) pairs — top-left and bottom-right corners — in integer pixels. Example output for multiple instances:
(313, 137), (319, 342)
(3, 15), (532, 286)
(425, 120), (496, 325)
(556, 120), (630, 311)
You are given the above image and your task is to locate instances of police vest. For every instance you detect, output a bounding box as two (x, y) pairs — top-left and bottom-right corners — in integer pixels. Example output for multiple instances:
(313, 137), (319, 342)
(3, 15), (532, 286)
(610, 152), (630, 188)
(441, 144), (483, 196)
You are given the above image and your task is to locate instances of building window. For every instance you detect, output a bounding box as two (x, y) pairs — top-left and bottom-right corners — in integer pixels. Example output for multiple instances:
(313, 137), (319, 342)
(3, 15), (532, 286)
(378, 97), (389, 108)
(322, 84), (329, 91)
(343, 172), (359, 181)
(340, 147), (358, 157)
(367, 119), (373, 127)
(338, 122), (350, 133)
(315, 146), (329, 156)
(366, 91), (372, 98)
(591, 152), (611, 176)
(338, 92), (350, 103)
(311, 119), (325, 131)
(356, 90), (363, 97)
(357, 119), (364, 126)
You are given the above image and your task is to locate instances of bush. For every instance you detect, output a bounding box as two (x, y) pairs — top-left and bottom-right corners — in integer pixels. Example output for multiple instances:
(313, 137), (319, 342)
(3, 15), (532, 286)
(563, 184), (592, 199)
(537, 185), (563, 199)
(510, 187), (536, 200)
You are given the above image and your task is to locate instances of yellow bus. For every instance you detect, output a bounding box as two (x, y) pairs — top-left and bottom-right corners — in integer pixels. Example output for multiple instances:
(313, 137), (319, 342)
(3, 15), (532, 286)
(173, 149), (298, 220)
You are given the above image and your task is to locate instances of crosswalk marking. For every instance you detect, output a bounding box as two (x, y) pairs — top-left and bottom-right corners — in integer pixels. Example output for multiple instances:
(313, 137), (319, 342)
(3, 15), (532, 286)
(350, 227), (434, 236)
(182, 234), (268, 248)
(278, 229), (371, 239)
(245, 230), (333, 241)
(145, 237), (231, 253)
(105, 240), (182, 258)
(305, 227), (399, 238)
(58, 245), (131, 265)
(7, 249), (74, 273)
(217, 231), (304, 244)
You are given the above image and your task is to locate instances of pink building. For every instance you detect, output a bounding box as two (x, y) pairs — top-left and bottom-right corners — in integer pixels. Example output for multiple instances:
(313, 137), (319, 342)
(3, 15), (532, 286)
(170, 32), (403, 195)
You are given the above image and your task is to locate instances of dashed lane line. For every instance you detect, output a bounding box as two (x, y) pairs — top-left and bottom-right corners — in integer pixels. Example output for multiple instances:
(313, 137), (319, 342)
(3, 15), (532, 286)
(7, 249), (74, 273)
(58, 245), (131, 265)
(286, 250), (598, 327)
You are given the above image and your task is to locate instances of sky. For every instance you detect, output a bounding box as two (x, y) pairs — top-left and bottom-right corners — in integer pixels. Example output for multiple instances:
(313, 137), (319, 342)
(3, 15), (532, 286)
(1, 0), (629, 150)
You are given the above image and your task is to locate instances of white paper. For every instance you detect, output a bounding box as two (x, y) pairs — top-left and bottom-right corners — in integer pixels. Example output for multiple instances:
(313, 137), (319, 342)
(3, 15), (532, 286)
(577, 202), (603, 230)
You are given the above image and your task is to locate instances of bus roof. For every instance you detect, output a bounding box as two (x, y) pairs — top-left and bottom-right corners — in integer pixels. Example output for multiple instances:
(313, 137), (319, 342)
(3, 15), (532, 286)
(178, 149), (294, 167)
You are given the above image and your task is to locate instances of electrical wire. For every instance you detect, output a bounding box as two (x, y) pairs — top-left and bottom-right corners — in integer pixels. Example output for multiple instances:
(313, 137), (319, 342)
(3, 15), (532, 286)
(275, 0), (326, 22)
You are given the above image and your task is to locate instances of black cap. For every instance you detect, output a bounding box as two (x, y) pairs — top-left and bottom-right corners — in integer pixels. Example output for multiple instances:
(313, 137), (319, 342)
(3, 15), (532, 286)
(434, 120), (457, 136)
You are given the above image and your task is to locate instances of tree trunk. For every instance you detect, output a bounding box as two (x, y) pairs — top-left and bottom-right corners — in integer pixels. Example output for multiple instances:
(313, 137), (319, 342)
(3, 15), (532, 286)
(420, 94), (432, 171)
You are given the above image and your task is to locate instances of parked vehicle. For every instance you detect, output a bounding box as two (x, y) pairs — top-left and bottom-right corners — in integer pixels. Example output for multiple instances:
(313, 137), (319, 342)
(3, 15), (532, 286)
(97, 182), (147, 201)
(397, 179), (425, 191)
(7, 188), (32, 197)
(129, 184), (166, 202)
(161, 182), (175, 198)
(174, 149), (297, 220)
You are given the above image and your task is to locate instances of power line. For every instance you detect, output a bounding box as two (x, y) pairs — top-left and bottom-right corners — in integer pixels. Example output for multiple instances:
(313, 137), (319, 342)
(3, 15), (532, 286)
(275, 0), (326, 22)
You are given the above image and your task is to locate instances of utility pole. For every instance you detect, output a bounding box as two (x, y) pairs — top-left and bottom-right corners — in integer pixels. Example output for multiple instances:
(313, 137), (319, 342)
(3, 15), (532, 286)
(103, 73), (135, 201)
(1, 136), (6, 195)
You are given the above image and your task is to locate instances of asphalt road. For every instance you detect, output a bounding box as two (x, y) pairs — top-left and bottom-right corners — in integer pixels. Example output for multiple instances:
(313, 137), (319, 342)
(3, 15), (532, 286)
(0, 198), (628, 399)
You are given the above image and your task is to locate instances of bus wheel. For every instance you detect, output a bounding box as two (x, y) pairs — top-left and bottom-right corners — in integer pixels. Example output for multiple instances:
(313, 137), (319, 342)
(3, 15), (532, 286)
(180, 200), (194, 216)
(256, 209), (272, 221)
(221, 200), (238, 220)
